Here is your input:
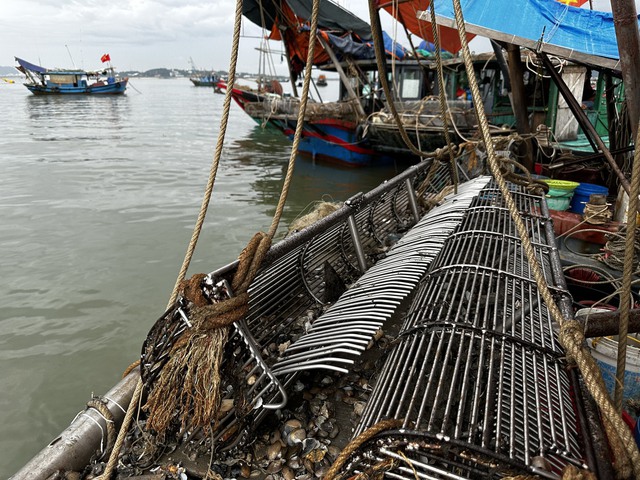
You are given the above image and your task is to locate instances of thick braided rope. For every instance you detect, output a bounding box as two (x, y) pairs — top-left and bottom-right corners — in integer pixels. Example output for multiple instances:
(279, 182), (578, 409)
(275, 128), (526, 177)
(449, 0), (640, 476)
(615, 134), (640, 411)
(94, 1), (247, 478)
(367, 0), (446, 160)
(267, 0), (320, 240)
(324, 419), (404, 480)
(94, 380), (143, 480)
(429, 0), (459, 191)
(86, 397), (116, 459)
(167, 0), (244, 306)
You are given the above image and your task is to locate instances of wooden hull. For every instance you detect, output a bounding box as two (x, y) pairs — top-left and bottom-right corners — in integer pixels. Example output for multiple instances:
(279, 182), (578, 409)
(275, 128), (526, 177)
(228, 86), (396, 167)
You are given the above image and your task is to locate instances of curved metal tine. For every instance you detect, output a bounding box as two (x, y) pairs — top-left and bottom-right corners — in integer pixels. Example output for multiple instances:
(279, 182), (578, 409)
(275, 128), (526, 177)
(358, 271), (428, 285)
(302, 320), (384, 335)
(233, 319), (287, 410)
(274, 344), (362, 367)
(273, 358), (355, 376)
(311, 312), (390, 328)
(284, 333), (372, 351)
(325, 295), (399, 311)
(291, 321), (382, 337)
(339, 283), (416, 298)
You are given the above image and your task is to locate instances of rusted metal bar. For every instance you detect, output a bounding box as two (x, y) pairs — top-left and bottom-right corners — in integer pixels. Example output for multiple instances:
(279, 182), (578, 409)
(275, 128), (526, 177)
(610, 0), (640, 139)
(505, 43), (533, 171)
(580, 308), (640, 338)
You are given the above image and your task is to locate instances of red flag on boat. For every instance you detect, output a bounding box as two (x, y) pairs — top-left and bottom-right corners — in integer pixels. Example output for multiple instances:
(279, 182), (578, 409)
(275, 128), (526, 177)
(556, 0), (589, 6)
(101, 53), (111, 63)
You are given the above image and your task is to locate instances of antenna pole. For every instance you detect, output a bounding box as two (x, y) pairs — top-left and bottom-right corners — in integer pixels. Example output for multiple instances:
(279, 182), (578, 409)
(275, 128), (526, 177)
(65, 44), (76, 68)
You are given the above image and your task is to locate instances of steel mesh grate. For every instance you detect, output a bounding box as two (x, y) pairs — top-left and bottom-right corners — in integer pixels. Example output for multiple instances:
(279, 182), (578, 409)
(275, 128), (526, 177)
(345, 183), (595, 478)
(141, 159), (458, 451)
(272, 177), (492, 376)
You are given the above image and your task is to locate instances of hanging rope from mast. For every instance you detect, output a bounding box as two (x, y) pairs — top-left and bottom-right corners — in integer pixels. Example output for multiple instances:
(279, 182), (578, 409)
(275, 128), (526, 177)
(446, 0), (640, 476)
(95, 0), (323, 476)
(367, 0), (454, 162)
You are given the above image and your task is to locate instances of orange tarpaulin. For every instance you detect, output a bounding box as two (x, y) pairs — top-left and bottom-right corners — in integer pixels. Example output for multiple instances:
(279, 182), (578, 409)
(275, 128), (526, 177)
(379, 0), (474, 53)
(267, 2), (349, 76)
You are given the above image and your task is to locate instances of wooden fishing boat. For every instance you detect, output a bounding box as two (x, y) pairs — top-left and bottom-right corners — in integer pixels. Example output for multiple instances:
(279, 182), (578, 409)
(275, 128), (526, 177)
(14, 56), (128, 95)
(189, 73), (220, 87)
(230, 0), (411, 167)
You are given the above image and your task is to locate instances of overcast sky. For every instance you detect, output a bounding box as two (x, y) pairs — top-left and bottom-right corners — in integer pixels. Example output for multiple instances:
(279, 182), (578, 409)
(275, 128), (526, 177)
(0, 0), (625, 74)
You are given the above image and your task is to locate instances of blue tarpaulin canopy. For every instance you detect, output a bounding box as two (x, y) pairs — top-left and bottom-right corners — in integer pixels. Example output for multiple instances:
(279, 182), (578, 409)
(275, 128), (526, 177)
(428, 0), (632, 70)
(15, 57), (47, 74)
(312, 29), (407, 61)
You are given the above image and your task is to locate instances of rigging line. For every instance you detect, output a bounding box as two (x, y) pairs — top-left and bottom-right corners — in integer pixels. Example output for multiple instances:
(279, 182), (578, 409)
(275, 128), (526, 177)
(95, 0), (249, 478)
(614, 119), (640, 412)
(429, 0), (459, 192)
(268, 0), (322, 240)
(367, 0), (445, 160)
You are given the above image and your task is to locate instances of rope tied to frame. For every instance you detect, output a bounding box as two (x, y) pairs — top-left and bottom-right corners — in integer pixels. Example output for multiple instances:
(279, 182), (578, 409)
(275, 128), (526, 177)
(143, 0), (323, 433)
(86, 397), (116, 460)
(96, 0), (323, 474)
(144, 232), (271, 434)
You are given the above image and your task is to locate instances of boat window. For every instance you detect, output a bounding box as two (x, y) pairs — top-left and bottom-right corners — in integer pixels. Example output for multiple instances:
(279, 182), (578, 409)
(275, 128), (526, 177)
(398, 69), (422, 100)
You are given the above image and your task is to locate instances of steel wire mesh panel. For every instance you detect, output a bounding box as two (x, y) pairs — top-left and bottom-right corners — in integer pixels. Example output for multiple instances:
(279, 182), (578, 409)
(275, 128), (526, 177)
(348, 183), (592, 478)
(199, 160), (456, 450)
(272, 177), (492, 376)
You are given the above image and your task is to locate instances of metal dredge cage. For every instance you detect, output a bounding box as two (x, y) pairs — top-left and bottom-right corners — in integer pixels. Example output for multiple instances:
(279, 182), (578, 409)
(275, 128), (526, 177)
(338, 183), (603, 479)
(140, 159), (456, 452)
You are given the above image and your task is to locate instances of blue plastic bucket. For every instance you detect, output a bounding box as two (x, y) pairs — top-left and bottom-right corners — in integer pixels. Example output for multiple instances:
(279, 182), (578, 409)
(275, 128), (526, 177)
(588, 336), (640, 401)
(570, 183), (609, 214)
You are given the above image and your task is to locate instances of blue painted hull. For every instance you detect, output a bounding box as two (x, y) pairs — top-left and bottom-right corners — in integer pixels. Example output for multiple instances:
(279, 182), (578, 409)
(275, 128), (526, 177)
(272, 118), (394, 167)
(228, 86), (394, 167)
(25, 79), (128, 95)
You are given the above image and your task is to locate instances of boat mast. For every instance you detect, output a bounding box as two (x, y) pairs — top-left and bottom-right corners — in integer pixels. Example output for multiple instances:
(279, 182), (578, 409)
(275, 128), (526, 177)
(610, 0), (640, 139)
(502, 42), (533, 171)
(316, 36), (366, 117)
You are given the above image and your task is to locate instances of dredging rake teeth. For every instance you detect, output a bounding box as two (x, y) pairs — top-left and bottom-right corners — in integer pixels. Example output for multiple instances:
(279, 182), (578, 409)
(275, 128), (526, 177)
(271, 177), (493, 376)
(141, 159), (458, 450)
(336, 182), (603, 479)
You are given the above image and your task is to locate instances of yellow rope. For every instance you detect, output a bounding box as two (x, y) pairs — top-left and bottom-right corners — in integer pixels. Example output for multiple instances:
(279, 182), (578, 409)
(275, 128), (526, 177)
(95, 0), (248, 476)
(367, 0), (452, 161)
(428, 0), (459, 192)
(615, 127), (640, 411)
(324, 419), (404, 480)
(448, 0), (640, 477)
(95, 0), (325, 474)
(268, 0), (320, 240)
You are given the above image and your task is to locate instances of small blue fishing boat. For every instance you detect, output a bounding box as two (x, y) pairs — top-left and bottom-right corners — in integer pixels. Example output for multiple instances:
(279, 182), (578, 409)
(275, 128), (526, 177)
(14, 56), (128, 95)
(189, 72), (220, 87)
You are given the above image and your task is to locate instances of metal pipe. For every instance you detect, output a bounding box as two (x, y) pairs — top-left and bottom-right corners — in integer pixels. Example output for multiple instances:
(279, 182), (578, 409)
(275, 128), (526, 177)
(580, 308), (640, 338)
(347, 213), (368, 273)
(11, 370), (140, 480)
(405, 177), (421, 223)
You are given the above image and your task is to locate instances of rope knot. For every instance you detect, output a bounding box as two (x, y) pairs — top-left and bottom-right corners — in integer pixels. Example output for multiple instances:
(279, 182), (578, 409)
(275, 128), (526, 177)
(144, 231), (272, 437)
(558, 319), (585, 348)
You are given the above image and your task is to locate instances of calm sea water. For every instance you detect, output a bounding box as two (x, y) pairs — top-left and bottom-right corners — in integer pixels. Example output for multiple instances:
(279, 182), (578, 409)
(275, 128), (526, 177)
(0, 77), (404, 477)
